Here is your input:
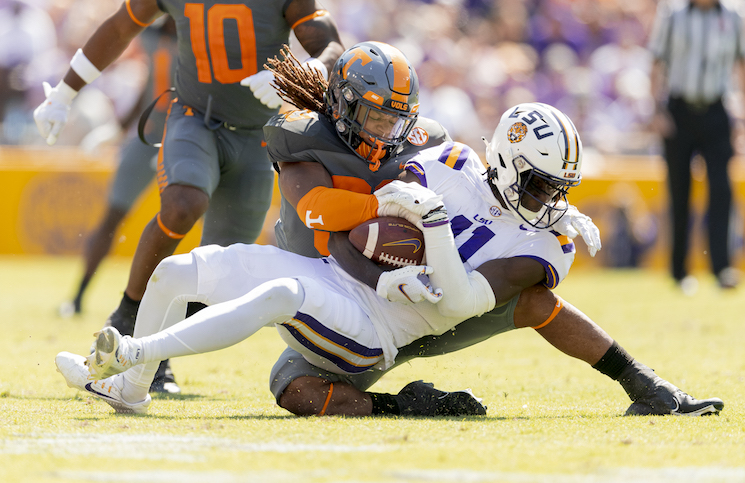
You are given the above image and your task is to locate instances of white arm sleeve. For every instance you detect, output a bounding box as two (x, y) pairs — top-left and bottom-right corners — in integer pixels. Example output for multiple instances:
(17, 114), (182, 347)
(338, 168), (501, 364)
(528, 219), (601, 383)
(421, 223), (496, 319)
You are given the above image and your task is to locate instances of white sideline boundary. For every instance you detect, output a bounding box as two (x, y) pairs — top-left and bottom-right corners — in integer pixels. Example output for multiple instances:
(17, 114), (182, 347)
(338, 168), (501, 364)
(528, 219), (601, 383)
(49, 467), (745, 483)
(0, 433), (390, 462)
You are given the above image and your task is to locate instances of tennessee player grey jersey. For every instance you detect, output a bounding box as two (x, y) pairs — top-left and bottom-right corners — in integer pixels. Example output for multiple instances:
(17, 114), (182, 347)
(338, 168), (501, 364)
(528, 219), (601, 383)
(158, 0), (290, 127)
(264, 109), (451, 257)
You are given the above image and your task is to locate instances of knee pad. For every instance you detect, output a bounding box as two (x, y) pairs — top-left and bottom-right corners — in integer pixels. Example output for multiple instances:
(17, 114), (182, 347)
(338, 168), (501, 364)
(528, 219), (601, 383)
(148, 253), (198, 297)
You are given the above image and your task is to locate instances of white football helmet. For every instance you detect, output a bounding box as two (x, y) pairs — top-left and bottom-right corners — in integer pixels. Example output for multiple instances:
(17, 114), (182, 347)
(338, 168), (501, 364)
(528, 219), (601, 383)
(484, 102), (582, 228)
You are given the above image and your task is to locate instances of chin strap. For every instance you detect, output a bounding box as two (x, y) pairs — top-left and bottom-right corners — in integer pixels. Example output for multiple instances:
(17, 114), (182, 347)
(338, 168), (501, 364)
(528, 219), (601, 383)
(355, 140), (387, 172)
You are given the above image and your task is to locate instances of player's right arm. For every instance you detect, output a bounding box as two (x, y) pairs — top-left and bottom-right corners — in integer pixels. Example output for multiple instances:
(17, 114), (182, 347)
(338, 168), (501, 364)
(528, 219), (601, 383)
(34, 0), (163, 145)
(278, 160), (412, 232)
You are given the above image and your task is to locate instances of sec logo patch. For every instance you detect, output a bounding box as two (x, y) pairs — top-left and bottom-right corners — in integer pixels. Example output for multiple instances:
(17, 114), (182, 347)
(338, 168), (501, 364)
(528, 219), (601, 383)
(407, 127), (429, 146)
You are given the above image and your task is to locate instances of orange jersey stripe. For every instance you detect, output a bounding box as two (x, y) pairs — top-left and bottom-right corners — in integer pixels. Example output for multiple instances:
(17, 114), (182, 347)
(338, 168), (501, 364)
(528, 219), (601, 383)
(156, 98), (177, 193)
(152, 46), (172, 111)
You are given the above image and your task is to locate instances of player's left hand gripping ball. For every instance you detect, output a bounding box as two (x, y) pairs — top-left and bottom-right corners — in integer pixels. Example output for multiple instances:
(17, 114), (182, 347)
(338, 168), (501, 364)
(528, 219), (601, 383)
(376, 265), (442, 304)
(375, 181), (444, 225)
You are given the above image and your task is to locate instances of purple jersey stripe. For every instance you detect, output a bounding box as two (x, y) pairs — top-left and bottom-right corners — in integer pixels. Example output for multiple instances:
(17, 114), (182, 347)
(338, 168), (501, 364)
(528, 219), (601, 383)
(561, 240), (575, 254)
(437, 142), (470, 171)
(404, 161), (427, 187)
(437, 142), (455, 164)
(279, 323), (376, 374)
(516, 255), (560, 288)
(452, 144), (470, 171)
(294, 312), (384, 358)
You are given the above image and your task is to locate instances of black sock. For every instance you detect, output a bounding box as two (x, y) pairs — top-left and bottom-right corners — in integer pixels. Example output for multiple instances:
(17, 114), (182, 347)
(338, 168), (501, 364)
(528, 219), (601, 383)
(369, 392), (400, 415)
(110, 293), (141, 336)
(592, 341), (634, 380)
(121, 292), (141, 311)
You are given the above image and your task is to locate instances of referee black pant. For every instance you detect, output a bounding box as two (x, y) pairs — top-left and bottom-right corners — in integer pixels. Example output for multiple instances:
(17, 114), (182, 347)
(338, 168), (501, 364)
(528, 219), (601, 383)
(663, 97), (733, 280)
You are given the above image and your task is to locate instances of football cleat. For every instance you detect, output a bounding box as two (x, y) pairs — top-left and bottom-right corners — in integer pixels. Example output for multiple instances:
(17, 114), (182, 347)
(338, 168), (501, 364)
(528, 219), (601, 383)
(55, 351), (150, 414)
(86, 327), (142, 380)
(625, 384), (724, 417)
(395, 380), (487, 417)
(149, 360), (181, 394)
(620, 361), (724, 416)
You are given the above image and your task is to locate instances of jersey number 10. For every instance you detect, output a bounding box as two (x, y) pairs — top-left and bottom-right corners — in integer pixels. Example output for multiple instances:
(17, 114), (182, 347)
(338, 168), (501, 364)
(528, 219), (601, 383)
(185, 3), (257, 84)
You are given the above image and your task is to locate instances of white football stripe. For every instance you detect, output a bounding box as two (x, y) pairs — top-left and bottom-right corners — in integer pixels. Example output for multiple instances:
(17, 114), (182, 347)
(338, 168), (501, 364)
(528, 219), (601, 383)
(363, 222), (379, 258)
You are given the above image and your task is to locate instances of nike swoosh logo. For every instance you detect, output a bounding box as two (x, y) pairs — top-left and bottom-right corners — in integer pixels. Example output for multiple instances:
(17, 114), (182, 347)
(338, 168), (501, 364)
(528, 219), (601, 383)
(671, 398), (680, 414)
(383, 238), (422, 253)
(397, 284), (414, 303)
(85, 382), (118, 402)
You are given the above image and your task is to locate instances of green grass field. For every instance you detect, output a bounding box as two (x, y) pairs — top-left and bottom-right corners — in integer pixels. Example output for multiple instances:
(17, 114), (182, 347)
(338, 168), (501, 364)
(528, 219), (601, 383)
(1, 255), (744, 483)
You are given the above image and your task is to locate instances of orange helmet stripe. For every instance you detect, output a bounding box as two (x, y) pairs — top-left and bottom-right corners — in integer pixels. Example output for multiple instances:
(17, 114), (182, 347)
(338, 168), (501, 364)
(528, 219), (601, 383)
(375, 43), (411, 103)
(342, 47), (373, 79)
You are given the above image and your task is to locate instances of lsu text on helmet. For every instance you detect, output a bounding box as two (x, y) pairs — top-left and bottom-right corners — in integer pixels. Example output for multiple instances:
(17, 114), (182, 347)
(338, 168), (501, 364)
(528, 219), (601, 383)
(325, 41), (419, 170)
(484, 102), (582, 228)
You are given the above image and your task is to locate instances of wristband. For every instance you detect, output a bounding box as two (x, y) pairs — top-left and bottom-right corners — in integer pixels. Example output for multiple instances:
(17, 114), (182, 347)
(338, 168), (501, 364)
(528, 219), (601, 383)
(53, 80), (79, 102)
(70, 49), (102, 84)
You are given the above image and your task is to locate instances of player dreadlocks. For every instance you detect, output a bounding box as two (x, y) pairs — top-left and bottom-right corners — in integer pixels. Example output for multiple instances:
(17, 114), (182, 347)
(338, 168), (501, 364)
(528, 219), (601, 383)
(266, 46), (327, 113)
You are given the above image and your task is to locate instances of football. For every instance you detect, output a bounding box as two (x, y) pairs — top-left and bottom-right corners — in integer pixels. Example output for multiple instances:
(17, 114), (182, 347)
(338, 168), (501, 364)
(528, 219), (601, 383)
(348, 217), (425, 268)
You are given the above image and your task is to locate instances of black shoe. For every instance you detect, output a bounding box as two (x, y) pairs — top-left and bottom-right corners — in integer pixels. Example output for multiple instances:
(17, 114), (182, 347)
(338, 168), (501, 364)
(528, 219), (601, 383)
(620, 362), (723, 416)
(395, 380), (487, 417)
(626, 389), (724, 416)
(149, 359), (181, 394)
(717, 267), (740, 289)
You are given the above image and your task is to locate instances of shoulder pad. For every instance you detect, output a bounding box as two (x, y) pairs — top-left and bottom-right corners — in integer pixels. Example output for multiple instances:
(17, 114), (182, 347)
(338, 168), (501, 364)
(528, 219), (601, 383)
(405, 116), (452, 148)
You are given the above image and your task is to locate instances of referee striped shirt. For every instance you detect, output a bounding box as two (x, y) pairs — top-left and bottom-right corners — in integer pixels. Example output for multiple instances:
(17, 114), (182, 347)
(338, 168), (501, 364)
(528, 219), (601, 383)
(649, 0), (745, 104)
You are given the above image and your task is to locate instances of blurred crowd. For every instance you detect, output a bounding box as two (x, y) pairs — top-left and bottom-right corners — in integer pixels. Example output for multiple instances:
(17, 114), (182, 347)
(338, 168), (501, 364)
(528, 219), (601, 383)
(2, 0), (745, 157)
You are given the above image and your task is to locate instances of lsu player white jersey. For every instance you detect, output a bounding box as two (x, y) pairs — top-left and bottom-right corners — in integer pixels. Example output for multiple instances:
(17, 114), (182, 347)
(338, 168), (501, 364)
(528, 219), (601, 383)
(405, 141), (576, 286)
(327, 141), (576, 370)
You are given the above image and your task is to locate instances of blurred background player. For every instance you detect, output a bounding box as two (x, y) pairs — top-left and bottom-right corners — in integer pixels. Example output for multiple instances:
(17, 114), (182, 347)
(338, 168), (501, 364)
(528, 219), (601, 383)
(33, 0), (344, 393)
(59, 16), (177, 319)
(648, 0), (744, 293)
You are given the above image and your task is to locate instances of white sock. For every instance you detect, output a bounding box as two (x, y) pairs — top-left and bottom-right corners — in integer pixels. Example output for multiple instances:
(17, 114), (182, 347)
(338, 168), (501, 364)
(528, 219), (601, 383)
(122, 253), (200, 400)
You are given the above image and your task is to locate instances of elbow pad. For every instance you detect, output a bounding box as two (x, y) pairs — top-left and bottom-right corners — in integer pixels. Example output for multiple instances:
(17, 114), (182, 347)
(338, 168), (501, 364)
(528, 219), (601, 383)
(421, 222), (496, 320)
